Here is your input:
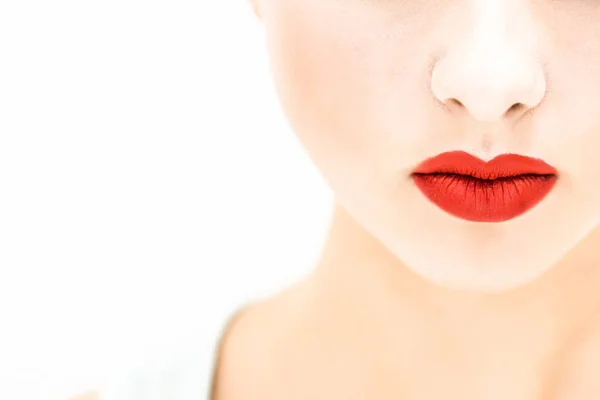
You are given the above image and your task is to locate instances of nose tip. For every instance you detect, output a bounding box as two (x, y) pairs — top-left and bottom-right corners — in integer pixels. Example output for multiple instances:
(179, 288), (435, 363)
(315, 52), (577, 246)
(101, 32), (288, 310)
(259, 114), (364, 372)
(430, 56), (547, 122)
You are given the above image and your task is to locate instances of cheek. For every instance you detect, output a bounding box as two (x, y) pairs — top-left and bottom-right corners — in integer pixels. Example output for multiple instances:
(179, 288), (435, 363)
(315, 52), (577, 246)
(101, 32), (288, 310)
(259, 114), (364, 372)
(263, 4), (388, 165)
(539, 50), (600, 186)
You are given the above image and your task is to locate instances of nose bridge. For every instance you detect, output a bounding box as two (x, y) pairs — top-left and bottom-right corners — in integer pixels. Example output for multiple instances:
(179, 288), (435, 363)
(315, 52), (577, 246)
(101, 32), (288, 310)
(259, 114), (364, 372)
(430, 0), (546, 122)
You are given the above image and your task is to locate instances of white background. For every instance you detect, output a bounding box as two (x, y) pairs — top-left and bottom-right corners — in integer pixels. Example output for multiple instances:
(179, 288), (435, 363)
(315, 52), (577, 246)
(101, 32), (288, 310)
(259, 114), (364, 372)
(0, 1), (332, 398)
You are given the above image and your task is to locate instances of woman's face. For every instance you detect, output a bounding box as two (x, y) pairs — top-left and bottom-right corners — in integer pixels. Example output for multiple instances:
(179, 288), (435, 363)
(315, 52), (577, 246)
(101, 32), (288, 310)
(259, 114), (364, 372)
(250, 0), (600, 291)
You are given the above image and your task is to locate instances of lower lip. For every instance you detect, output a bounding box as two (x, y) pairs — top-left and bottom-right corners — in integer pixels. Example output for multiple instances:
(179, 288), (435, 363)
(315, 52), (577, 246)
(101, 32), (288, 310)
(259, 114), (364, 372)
(412, 173), (558, 222)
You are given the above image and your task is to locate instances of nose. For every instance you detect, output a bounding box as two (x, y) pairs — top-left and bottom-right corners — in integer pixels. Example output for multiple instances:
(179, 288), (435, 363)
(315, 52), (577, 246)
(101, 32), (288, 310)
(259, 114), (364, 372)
(430, 0), (547, 122)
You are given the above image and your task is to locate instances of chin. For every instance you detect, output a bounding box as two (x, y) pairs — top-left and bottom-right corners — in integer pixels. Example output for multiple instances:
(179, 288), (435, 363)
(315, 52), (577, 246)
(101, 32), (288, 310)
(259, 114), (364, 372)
(374, 217), (580, 293)
(382, 221), (587, 292)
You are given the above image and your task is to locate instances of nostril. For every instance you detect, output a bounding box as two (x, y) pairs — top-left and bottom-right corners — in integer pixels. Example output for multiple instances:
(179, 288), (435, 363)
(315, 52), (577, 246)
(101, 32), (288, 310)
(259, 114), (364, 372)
(450, 98), (463, 107)
(508, 103), (523, 113)
(445, 98), (464, 110)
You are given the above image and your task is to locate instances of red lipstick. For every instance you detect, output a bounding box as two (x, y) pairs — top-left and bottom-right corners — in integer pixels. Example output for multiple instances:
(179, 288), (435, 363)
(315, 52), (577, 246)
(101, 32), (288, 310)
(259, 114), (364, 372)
(411, 151), (558, 222)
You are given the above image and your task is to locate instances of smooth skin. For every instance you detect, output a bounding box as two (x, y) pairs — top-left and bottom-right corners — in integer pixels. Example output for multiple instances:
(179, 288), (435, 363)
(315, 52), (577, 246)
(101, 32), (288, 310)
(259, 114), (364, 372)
(214, 0), (600, 399)
(76, 0), (600, 398)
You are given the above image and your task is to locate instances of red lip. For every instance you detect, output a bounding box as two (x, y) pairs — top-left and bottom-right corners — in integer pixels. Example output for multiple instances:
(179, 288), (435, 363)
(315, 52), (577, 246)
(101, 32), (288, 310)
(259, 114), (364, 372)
(411, 151), (558, 222)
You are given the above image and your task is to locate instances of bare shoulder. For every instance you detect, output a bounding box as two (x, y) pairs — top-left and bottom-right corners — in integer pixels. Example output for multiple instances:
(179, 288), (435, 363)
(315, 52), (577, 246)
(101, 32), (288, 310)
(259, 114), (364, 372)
(211, 278), (314, 400)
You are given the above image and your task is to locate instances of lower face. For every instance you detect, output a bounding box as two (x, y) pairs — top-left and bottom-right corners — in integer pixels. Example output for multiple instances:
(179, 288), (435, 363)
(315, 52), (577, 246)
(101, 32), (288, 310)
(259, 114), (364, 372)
(256, 0), (600, 291)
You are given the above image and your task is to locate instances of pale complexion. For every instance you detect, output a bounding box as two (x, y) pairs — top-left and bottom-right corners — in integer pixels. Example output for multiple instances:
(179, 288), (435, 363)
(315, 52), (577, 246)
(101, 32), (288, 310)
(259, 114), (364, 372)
(212, 0), (600, 399)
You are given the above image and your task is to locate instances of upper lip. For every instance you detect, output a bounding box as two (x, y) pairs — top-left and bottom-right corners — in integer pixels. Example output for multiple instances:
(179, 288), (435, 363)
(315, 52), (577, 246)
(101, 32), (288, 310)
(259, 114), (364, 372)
(411, 151), (558, 180)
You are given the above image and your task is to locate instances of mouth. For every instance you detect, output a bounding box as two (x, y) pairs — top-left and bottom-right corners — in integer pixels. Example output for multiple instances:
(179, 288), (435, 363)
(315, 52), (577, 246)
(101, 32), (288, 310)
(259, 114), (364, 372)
(410, 151), (558, 223)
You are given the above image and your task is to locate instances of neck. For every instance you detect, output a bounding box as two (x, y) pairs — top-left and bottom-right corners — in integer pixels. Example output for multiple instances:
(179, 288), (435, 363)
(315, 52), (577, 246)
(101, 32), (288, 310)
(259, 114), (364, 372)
(311, 201), (600, 354)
